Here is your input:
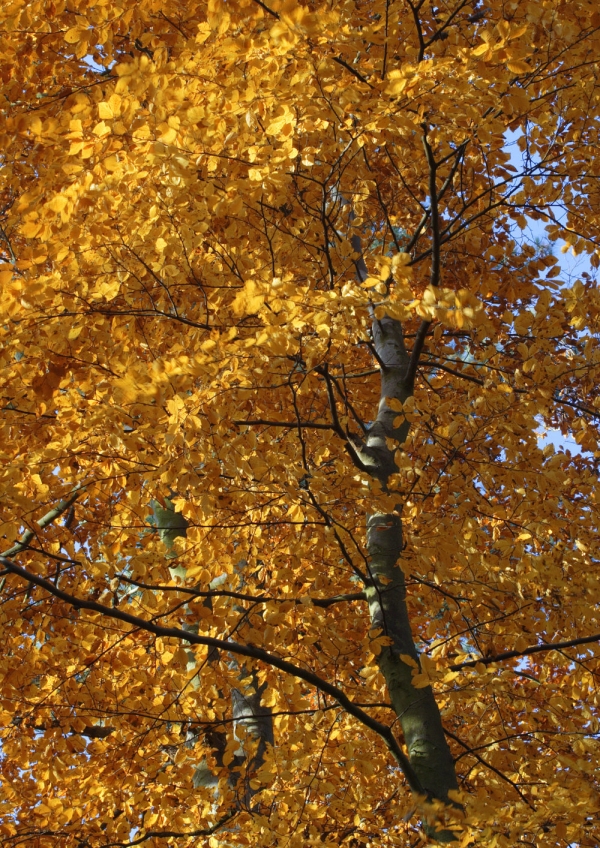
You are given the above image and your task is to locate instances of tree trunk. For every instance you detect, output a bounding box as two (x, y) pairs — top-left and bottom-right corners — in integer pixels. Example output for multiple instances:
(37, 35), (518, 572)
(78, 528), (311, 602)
(361, 314), (459, 833)
(150, 499), (274, 811)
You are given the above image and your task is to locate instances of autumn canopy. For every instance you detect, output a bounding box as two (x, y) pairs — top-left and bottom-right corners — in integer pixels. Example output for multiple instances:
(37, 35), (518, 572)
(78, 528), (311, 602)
(0, 0), (600, 845)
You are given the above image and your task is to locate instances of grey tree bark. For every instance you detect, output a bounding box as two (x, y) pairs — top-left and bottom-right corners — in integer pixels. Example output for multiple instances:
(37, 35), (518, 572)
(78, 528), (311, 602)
(151, 302), (458, 837)
(361, 316), (459, 812)
(150, 499), (274, 813)
(347, 201), (459, 837)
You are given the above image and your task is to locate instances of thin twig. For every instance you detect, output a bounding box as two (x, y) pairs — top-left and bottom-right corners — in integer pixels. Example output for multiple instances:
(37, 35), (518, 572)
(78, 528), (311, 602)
(102, 812), (236, 848)
(422, 125), (441, 288)
(404, 319), (431, 394)
(317, 364), (348, 440)
(444, 728), (534, 808)
(251, 0), (279, 18)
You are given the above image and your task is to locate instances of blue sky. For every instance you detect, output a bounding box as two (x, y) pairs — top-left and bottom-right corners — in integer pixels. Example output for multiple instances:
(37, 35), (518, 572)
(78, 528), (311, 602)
(503, 130), (594, 458)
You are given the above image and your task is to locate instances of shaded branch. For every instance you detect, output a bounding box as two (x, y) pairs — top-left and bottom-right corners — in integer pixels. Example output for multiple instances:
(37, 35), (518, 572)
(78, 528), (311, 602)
(404, 319), (431, 394)
(233, 419), (334, 430)
(333, 56), (373, 88)
(2, 486), (85, 559)
(444, 728), (534, 808)
(422, 125), (441, 288)
(326, 368), (369, 433)
(316, 363), (348, 440)
(102, 812), (236, 848)
(1, 404), (57, 420)
(436, 141), (468, 204)
(0, 555), (425, 796)
(400, 127), (445, 394)
(0, 225), (18, 265)
(421, 359), (485, 386)
(450, 632), (600, 671)
(251, 0), (279, 18)
(116, 574), (366, 608)
(423, 0), (471, 49)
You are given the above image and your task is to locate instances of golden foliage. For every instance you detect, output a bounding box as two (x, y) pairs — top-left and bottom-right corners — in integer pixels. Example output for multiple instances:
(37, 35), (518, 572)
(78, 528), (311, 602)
(1, 0), (600, 845)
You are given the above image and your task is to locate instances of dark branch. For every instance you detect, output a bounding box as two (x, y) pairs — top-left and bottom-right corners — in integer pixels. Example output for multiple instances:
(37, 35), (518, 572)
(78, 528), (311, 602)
(0, 555), (424, 795)
(233, 419), (334, 430)
(403, 319), (431, 394)
(251, 0), (279, 18)
(444, 728), (534, 808)
(117, 574), (365, 608)
(451, 632), (600, 671)
(422, 125), (441, 288)
(317, 364), (348, 440)
(102, 813), (236, 848)
(333, 56), (373, 88)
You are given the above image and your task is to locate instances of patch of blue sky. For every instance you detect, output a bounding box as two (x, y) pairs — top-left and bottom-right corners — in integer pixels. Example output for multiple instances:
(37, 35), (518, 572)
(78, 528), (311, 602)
(537, 425), (583, 457)
(504, 128), (594, 282)
(503, 129), (597, 461)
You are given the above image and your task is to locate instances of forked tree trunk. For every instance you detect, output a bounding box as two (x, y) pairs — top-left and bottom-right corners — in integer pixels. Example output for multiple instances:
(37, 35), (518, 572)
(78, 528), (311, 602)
(359, 314), (459, 834)
(151, 309), (459, 837)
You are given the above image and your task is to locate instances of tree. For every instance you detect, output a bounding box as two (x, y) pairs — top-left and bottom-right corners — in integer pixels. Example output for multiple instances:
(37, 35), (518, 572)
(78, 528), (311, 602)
(1, 0), (600, 844)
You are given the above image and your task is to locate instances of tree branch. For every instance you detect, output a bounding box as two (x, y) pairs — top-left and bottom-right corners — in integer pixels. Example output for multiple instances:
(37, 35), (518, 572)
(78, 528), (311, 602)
(116, 574), (366, 608)
(436, 141), (468, 204)
(422, 125), (441, 289)
(2, 485), (85, 559)
(0, 555), (424, 796)
(450, 632), (600, 671)
(444, 728), (534, 808)
(333, 56), (373, 88)
(233, 419), (334, 430)
(316, 363), (348, 441)
(102, 812), (236, 848)
(251, 0), (279, 18)
(403, 319), (431, 394)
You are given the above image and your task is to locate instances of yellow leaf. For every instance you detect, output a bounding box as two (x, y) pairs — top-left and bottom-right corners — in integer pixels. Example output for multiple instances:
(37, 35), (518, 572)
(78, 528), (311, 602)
(92, 121), (110, 137)
(47, 195), (68, 213)
(104, 155), (120, 172)
(231, 279), (264, 316)
(159, 126), (178, 145)
(265, 109), (294, 136)
(386, 78), (407, 95)
(20, 221), (42, 238)
(98, 102), (114, 120)
(172, 647), (191, 665)
(64, 27), (86, 43)
(68, 324), (83, 340)
(286, 503), (304, 522)
(95, 279), (120, 300)
(263, 688), (278, 707)
(29, 117), (43, 136)
(507, 59), (530, 74)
